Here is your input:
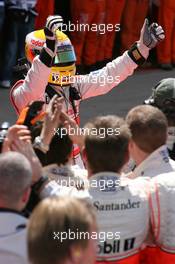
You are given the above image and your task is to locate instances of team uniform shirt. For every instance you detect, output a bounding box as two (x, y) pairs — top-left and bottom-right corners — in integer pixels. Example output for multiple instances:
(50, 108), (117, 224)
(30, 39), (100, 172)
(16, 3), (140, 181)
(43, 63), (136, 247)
(39, 179), (90, 200)
(88, 172), (150, 264)
(39, 171), (150, 264)
(42, 163), (88, 190)
(127, 145), (175, 264)
(144, 172), (175, 264)
(0, 210), (28, 264)
(127, 145), (175, 179)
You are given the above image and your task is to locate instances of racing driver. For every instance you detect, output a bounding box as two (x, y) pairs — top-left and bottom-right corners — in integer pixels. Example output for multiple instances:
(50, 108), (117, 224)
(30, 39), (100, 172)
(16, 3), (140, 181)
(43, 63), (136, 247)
(10, 16), (165, 168)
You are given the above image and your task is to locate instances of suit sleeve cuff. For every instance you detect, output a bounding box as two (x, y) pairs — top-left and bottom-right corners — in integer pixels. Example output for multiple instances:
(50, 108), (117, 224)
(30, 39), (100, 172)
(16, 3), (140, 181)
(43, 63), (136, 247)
(39, 48), (53, 67)
(137, 41), (150, 59)
(128, 42), (147, 65)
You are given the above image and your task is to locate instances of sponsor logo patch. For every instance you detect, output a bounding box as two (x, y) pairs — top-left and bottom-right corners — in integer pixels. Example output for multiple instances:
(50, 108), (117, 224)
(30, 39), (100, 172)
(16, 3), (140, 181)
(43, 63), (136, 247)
(31, 39), (44, 47)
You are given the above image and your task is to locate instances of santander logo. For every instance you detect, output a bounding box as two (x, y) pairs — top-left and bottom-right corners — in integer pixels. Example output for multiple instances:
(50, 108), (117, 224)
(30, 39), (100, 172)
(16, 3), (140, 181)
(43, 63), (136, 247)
(31, 39), (44, 47)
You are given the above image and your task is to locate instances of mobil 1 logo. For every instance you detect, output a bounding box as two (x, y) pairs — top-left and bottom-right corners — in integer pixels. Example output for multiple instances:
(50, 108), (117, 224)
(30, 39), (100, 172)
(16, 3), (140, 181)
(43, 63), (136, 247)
(98, 237), (135, 255)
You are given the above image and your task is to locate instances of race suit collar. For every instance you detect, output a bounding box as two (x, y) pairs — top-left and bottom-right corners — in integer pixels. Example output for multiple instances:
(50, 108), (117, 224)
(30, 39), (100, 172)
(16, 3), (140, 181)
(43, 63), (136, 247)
(133, 145), (170, 177)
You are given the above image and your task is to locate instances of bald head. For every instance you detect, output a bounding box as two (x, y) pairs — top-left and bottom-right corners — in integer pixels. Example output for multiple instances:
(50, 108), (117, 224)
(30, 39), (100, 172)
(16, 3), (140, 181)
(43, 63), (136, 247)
(0, 152), (32, 206)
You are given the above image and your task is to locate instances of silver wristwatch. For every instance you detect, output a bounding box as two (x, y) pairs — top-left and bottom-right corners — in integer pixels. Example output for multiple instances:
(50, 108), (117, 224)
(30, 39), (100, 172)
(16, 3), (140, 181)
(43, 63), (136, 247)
(33, 136), (49, 154)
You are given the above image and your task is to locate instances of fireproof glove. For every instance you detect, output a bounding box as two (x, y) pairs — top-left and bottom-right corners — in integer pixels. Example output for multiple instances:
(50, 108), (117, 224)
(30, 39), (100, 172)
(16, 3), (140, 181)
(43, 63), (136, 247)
(140, 18), (165, 49)
(40, 15), (63, 67)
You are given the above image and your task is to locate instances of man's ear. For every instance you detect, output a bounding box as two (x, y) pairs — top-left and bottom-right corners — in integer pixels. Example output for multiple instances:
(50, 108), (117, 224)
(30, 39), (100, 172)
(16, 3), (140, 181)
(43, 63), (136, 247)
(82, 147), (87, 164)
(128, 139), (134, 154)
(82, 148), (88, 171)
(22, 187), (31, 204)
(124, 145), (130, 165)
(82, 148), (93, 178)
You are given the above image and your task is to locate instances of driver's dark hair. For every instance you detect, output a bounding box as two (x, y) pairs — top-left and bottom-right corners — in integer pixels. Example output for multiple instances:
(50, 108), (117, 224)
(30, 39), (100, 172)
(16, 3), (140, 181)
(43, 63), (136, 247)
(31, 123), (73, 166)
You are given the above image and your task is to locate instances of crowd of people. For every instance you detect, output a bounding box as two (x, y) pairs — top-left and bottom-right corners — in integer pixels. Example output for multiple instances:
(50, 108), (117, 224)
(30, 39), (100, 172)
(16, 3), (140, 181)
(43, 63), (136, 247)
(0, 0), (175, 88)
(1, 82), (175, 263)
(0, 1), (175, 264)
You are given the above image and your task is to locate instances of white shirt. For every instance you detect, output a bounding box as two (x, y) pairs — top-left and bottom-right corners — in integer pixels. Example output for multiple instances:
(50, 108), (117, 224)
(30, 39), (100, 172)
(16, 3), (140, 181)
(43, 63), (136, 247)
(128, 145), (175, 179)
(0, 210), (28, 264)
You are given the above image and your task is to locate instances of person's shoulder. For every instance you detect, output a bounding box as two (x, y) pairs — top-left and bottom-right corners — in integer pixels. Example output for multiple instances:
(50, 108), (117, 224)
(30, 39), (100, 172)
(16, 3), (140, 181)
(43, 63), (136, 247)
(169, 157), (175, 168)
(126, 176), (150, 197)
(152, 171), (175, 186)
(71, 165), (88, 179)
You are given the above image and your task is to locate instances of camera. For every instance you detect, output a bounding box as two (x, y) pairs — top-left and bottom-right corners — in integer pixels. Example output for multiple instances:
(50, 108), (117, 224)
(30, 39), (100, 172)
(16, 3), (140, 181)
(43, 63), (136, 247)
(0, 122), (10, 153)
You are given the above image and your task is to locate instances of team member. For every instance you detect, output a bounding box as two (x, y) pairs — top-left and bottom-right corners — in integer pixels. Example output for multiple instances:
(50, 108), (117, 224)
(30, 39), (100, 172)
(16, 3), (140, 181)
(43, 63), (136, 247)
(125, 105), (175, 178)
(10, 16), (165, 167)
(102, 0), (126, 62)
(28, 196), (97, 264)
(126, 105), (175, 262)
(144, 78), (175, 160)
(31, 96), (87, 189)
(146, 172), (175, 264)
(157, 0), (175, 70)
(70, 0), (106, 67)
(36, 114), (150, 263)
(35, 0), (55, 29)
(121, 0), (149, 53)
(83, 115), (150, 263)
(0, 152), (32, 263)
